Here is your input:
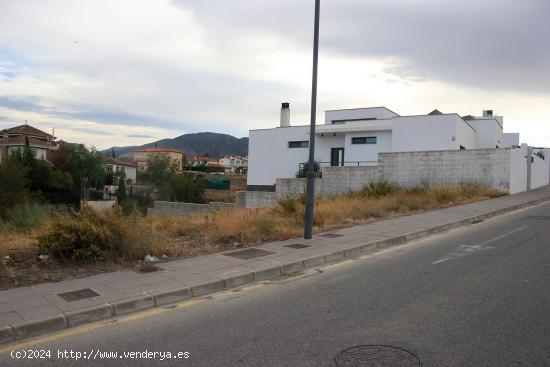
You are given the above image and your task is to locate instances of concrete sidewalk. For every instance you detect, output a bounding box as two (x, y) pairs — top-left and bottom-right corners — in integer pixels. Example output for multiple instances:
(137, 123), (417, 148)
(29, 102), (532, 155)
(2, 185), (550, 344)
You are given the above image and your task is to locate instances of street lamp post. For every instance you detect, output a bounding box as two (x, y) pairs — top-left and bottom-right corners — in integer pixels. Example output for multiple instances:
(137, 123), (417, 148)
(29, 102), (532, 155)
(304, 0), (321, 240)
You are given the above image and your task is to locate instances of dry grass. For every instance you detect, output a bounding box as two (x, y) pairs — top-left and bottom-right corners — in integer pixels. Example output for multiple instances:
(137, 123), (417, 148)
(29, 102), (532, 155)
(0, 182), (504, 289)
(143, 183), (504, 258)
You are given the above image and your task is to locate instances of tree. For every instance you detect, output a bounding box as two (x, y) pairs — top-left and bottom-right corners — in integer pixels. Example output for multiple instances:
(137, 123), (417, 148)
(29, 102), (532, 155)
(158, 175), (205, 203)
(0, 161), (30, 216)
(140, 153), (177, 185)
(116, 174), (127, 204)
(60, 144), (106, 191)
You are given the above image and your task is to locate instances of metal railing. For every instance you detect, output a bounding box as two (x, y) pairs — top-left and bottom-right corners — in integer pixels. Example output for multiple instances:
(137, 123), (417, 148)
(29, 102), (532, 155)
(297, 161), (378, 178)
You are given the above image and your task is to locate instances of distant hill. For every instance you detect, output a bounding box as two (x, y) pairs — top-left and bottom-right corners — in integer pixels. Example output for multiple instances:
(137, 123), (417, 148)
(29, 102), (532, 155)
(102, 132), (249, 159)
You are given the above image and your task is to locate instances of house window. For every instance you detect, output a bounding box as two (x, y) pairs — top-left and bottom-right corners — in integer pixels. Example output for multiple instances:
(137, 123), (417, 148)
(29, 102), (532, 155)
(288, 141), (309, 148)
(351, 137), (377, 145)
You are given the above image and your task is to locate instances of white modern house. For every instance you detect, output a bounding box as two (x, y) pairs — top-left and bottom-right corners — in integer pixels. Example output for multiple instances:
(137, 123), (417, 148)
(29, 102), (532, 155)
(219, 155), (248, 174)
(247, 104), (521, 188)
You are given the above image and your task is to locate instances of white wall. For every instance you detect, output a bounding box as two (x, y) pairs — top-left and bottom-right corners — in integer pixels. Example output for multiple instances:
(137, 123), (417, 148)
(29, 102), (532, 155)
(391, 115), (464, 152)
(510, 148), (527, 194)
(455, 118), (476, 149)
(503, 133), (520, 148)
(344, 131), (392, 163)
(325, 107), (398, 124)
(531, 153), (549, 189)
(468, 118), (503, 148)
(315, 134), (345, 163)
(247, 126), (310, 186)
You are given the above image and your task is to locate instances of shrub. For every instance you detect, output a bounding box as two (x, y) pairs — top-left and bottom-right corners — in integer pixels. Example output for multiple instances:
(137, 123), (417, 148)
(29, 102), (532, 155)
(361, 180), (398, 198)
(5, 201), (52, 232)
(433, 187), (458, 204)
(254, 216), (276, 238)
(296, 161), (320, 178)
(275, 194), (303, 217)
(158, 175), (205, 203)
(35, 205), (152, 262)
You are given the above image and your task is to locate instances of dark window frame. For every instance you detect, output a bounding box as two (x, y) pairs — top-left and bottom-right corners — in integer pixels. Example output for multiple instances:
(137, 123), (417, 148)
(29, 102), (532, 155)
(351, 136), (377, 145)
(288, 141), (309, 148)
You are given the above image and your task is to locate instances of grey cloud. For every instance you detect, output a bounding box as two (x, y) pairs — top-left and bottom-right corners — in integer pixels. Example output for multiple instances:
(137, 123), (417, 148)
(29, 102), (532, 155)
(126, 134), (155, 138)
(181, 0), (550, 94)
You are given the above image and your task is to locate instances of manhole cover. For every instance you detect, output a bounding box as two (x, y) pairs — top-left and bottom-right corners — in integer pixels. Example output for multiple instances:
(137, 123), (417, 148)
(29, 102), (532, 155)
(284, 243), (311, 249)
(335, 345), (421, 367)
(223, 248), (275, 259)
(58, 288), (100, 302)
(320, 233), (344, 238)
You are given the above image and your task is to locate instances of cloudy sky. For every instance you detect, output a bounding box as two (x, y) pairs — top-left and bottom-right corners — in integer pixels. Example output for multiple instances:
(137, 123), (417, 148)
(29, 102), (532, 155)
(1, 0), (549, 150)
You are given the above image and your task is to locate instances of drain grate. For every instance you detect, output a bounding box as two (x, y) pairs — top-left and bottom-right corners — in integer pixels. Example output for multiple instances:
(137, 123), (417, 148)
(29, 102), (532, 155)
(284, 243), (311, 249)
(335, 345), (421, 367)
(223, 248), (275, 259)
(58, 288), (100, 302)
(320, 233), (344, 238)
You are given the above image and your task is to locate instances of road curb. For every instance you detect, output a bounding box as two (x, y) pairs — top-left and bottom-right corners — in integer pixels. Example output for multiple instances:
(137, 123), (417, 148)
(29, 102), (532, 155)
(2, 194), (549, 345)
(0, 326), (14, 344)
(66, 304), (114, 327)
(153, 287), (192, 307)
(112, 295), (155, 316)
(13, 315), (67, 340)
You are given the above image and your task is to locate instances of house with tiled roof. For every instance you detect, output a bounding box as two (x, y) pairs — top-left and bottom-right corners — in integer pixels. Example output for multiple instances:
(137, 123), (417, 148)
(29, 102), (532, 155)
(133, 146), (184, 171)
(0, 124), (59, 163)
(105, 158), (138, 182)
(192, 155), (220, 167)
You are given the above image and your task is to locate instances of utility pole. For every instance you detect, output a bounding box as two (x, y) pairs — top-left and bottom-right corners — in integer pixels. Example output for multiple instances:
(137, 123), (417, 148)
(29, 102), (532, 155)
(304, 0), (320, 239)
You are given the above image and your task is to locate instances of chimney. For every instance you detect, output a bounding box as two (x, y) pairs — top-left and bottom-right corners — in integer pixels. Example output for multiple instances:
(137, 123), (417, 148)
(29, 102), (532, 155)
(483, 110), (493, 117)
(280, 102), (290, 127)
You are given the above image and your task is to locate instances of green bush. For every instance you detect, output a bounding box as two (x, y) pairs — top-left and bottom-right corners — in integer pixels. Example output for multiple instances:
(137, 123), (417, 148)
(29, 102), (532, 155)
(35, 205), (151, 262)
(158, 175), (205, 203)
(296, 161), (320, 178)
(361, 180), (398, 198)
(0, 162), (29, 216)
(5, 201), (52, 232)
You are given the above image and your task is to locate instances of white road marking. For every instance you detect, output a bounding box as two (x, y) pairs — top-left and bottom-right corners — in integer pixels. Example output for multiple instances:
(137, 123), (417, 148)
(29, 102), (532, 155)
(432, 226), (528, 265)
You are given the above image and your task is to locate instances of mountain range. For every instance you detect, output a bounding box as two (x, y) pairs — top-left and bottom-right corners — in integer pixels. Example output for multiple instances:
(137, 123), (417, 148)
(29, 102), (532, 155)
(103, 132), (249, 159)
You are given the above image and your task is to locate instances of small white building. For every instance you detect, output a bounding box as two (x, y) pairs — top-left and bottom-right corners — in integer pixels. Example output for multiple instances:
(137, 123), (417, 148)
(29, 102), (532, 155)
(247, 104), (521, 188)
(219, 155), (248, 174)
(105, 158), (138, 183)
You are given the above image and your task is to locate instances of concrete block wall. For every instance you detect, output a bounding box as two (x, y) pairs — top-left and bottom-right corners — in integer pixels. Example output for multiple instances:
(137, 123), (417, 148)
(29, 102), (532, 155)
(379, 149), (511, 190)
(236, 191), (277, 208)
(321, 166), (382, 196)
(147, 201), (235, 217)
(276, 148), (514, 198)
(275, 178), (324, 199)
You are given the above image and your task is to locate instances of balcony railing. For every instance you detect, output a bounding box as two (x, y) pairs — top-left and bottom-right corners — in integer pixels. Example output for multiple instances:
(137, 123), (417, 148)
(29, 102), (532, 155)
(297, 161), (378, 178)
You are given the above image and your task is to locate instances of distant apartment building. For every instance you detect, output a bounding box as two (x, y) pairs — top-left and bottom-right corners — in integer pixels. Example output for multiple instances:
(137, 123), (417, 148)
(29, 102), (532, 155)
(0, 124), (59, 163)
(133, 147), (184, 171)
(219, 155), (248, 174)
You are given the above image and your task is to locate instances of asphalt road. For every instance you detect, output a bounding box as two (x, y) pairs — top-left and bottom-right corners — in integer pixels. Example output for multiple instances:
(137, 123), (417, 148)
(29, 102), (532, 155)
(2, 202), (550, 366)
